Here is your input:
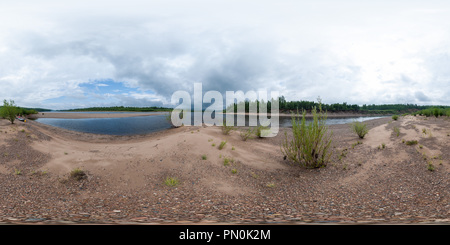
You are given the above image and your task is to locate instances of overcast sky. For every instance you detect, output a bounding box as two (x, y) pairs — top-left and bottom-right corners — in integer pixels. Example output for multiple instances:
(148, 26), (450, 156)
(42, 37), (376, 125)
(1, 0), (450, 109)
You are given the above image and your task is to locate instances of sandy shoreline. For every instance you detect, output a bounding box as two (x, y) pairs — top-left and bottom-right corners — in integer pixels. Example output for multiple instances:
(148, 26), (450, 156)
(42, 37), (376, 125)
(0, 115), (448, 224)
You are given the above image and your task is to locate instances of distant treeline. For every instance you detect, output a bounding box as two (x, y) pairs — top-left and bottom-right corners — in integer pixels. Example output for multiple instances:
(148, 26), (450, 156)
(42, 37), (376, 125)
(225, 96), (450, 114)
(416, 107), (450, 117)
(64, 106), (172, 112)
(0, 106), (44, 115)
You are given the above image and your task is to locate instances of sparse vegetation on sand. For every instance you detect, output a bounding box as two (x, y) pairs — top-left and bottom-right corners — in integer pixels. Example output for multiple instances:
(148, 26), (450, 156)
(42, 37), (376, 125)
(221, 120), (234, 135)
(351, 141), (362, 149)
(281, 100), (333, 168)
(223, 157), (234, 166)
(405, 140), (418, 145)
(378, 143), (386, 149)
(393, 126), (400, 137)
(255, 125), (270, 138)
(350, 121), (369, 139)
(69, 168), (87, 181)
(239, 128), (255, 141)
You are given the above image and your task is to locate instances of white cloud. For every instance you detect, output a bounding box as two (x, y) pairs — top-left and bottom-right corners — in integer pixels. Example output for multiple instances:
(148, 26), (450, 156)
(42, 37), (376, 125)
(1, 0), (450, 108)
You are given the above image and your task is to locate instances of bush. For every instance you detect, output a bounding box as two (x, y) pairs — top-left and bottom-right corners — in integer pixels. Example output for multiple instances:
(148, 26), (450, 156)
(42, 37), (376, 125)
(405, 140), (418, 145)
(0, 99), (19, 124)
(417, 107), (450, 118)
(350, 121), (369, 139)
(392, 115), (399, 120)
(281, 104), (333, 168)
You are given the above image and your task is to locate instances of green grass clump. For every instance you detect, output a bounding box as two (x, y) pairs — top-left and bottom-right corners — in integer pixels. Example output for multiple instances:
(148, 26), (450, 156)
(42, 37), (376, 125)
(218, 141), (227, 150)
(164, 177), (179, 187)
(392, 115), (399, 120)
(255, 125), (270, 138)
(223, 157), (234, 166)
(231, 168), (237, 174)
(351, 141), (363, 149)
(405, 140), (418, 145)
(221, 120), (234, 135)
(393, 126), (400, 137)
(70, 168), (86, 181)
(350, 121), (369, 139)
(201, 154), (207, 160)
(266, 182), (276, 188)
(239, 128), (255, 141)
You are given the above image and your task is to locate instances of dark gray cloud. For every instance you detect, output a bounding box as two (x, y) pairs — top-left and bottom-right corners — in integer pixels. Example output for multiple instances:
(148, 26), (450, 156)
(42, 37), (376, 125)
(415, 91), (430, 102)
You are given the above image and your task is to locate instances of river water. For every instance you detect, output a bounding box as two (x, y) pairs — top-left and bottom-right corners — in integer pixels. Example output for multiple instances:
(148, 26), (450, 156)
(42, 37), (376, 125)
(35, 112), (385, 136)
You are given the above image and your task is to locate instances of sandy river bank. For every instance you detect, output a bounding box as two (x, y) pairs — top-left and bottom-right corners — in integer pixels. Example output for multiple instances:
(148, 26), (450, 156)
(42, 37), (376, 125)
(0, 115), (448, 224)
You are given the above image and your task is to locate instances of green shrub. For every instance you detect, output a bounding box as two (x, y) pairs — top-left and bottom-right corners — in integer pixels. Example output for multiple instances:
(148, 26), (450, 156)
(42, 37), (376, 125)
(392, 115), (399, 120)
(350, 121), (369, 139)
(405, 140), (418, 145)
(0, 99), (19, 124)
(201, 154), (207, 160)
(281, 104), (333, 168)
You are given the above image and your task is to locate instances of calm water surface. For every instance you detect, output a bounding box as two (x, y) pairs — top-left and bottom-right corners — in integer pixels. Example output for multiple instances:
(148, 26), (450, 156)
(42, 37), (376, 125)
(35, 112), (386, 136)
